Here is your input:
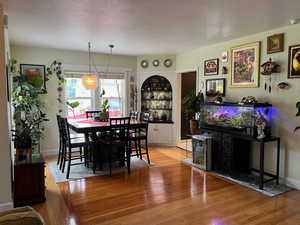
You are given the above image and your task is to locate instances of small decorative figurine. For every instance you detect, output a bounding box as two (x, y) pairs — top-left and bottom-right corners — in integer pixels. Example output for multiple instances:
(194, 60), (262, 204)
(255, 112), (267, 139)
(222, 66), (228, 75)
(240, 96), (256, 104)
(277, 82), (290, 89)
(214, 96), (223, 104)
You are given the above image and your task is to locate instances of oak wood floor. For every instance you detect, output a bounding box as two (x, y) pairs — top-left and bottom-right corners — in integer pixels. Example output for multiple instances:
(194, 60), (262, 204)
(34, 147), (300, 225)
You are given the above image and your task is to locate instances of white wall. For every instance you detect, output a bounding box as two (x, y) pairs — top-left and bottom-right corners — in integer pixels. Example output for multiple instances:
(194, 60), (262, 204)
(11, 45), (137, 154)
(0, 5), (13, 210)
(176, 23), (300, 189)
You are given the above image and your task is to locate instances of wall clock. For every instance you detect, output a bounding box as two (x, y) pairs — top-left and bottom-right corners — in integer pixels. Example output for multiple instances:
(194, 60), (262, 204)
(164, 59), (173, 68)
(140, 60), (149, 68)
(152, 59), (160, 67)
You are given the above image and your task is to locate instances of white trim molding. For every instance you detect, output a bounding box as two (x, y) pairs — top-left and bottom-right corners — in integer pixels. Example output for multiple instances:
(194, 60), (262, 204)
(42, 149), (58, 157)
(285, 177), (300, 190)
(0, 202), (13, 211)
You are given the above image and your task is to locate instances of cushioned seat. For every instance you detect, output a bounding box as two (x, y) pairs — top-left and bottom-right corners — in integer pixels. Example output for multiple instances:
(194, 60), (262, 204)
(0, 206), (45, 225)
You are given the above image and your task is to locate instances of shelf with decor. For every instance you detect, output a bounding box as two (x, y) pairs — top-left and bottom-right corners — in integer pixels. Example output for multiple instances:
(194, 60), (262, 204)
(141, 75), (173, 123)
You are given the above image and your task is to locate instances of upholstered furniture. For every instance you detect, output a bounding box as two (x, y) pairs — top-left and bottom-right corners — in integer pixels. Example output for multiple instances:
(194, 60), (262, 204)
(0, 206), (45, 225)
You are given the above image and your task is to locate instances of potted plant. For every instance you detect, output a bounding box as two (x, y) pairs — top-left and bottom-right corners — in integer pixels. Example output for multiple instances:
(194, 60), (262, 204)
(99, 99), (110, 121)
(66, 101), (80, 119)
(182, 90), (204, 134)
(12, 71), (48, 159)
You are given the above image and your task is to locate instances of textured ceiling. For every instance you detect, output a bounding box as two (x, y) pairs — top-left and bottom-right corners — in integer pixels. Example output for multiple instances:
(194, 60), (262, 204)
(1, 0), (300, 55)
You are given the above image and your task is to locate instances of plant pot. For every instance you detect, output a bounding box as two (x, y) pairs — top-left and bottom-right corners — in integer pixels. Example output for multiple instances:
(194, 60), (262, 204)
(16, 147), (32, 161)
(99, 112), (109, 122)
(189, 119), (199, 135)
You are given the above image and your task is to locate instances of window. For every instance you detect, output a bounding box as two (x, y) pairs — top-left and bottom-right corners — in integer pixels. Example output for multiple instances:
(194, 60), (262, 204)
(99, 79), (125, 117)
(65, 77), (92, 118)
(64, 74), (126, 118)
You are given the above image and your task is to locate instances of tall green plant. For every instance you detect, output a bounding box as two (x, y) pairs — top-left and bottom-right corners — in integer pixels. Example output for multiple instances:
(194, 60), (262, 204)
(67, 101), (80, 118)
(182, 90), (204, 119)
(12, 76), (48, 148)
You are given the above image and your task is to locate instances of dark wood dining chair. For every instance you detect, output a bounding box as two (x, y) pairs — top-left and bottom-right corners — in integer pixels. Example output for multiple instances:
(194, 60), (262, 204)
(129, 123), (150, 164)
(97, 118), (131, 176)
(56, 115), (84, 168)
(60, 117), (92, 179)
(129, 111), (139, 120)
(86, 110), (101, 118)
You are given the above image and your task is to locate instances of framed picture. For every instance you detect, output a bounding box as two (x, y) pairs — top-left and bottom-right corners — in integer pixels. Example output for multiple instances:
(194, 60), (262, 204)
(267, 33), (284, 54)
(206, 78), (225, 97)
(204, 58), (219, 76)
(230, 41), (261, 88)
(20, 64), (46, 93)
(288, 44), (300, 78)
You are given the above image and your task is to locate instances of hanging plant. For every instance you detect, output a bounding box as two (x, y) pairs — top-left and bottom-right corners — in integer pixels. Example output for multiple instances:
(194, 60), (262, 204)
(46, 60), (66, 114)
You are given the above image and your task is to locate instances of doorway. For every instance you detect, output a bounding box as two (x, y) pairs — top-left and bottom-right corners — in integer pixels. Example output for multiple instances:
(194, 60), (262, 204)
(181, 71), (197, 139)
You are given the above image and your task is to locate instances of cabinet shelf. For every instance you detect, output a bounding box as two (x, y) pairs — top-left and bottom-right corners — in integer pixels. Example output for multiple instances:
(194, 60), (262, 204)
(141, 75), (173, 122)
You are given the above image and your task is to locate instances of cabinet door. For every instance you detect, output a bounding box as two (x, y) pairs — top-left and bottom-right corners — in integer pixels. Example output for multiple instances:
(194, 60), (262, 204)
(148, 124), (173, 145)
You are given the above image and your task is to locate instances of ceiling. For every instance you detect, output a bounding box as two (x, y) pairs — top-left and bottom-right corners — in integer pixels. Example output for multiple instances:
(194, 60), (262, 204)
(1, 0), (300, 55)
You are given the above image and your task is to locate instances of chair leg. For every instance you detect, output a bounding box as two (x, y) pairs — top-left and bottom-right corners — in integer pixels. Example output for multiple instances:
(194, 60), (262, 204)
(57, 138), (62, 165)
(138, 140), (142, 159)
(66, 147), (71, 179)
(108, 146), (112, 177)
(80, 147), (83, 162)
(61, 144), (66, 172)
(126, 144), (131, 174)
(134, 140), (139, 158)
(145, 139), (150, 164)
(92, 144), (97, 174)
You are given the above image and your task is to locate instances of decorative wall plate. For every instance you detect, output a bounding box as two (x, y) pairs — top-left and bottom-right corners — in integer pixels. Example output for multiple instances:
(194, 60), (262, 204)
(141, 60), (149, 68)
(164, 59), (173, 68)
(152, 59), (160, 67)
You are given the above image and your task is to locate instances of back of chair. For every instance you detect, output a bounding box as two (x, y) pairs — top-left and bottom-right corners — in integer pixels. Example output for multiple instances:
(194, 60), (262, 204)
(109, 117), (131, 142)
(86, 110), (101, 118)
(129, 111), (140, 120)
(56, 114), (63, 138)
(60, 117), (72, 146)
(140, 112), (150, 122)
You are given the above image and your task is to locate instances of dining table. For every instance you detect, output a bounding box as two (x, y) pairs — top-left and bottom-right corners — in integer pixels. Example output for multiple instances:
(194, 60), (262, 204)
(67, 118), (147, 172)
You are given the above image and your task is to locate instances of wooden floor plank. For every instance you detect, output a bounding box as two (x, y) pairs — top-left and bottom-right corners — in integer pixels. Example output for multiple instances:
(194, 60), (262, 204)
(33, 147), (300, 225)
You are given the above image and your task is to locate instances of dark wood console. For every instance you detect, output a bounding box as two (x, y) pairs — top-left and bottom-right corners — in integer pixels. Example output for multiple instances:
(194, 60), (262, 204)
(201, 127), (280, 190)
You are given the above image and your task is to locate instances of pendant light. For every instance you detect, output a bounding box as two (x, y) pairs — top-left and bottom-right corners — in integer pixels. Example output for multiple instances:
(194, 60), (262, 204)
(82, 42), (98, 89)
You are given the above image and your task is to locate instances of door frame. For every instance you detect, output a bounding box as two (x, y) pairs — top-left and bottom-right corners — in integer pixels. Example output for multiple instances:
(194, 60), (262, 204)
(175, 68), (199, 148)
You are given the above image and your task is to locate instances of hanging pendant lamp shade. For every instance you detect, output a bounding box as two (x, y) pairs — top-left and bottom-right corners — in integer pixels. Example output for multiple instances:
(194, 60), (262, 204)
(82, 73), (97, 89)
(82, 42), (97, 89)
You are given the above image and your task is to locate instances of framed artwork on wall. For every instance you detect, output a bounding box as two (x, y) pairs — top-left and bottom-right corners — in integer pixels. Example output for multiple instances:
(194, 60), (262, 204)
(288, 44), (300, 79)
(205, 78), (225, 97)
(230, 41), (261, 88)
(20, 64), (47, 93)
(204, 58), (219, 76)
(267, 33), (284, 54)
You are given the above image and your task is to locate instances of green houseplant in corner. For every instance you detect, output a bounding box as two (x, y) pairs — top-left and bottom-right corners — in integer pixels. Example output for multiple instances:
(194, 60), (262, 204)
(182, 90), (205, 134)
(12, 75), (48, 159)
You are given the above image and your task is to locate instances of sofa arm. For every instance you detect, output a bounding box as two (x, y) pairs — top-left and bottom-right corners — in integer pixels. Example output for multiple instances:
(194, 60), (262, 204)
(0, 206), (45, 225)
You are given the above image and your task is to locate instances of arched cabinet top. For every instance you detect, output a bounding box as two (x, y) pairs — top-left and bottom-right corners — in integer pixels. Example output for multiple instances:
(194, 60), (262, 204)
(141, 75), (172, 92)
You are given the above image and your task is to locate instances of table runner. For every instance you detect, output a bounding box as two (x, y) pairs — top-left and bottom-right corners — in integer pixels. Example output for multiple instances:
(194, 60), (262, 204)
(76, 119), (109, 125)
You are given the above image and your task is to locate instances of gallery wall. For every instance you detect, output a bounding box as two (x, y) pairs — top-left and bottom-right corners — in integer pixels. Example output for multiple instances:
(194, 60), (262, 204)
(176, 23), (300, 188)
(11, 45), (137, 153)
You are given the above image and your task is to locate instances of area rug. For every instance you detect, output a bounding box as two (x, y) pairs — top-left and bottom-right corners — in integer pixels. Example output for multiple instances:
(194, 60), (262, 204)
(48, 157), (154, 183)
(182, 158), (293, 197)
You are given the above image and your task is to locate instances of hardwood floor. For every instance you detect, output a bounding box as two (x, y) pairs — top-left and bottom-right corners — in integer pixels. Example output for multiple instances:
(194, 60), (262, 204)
(33, 147), (300, 225)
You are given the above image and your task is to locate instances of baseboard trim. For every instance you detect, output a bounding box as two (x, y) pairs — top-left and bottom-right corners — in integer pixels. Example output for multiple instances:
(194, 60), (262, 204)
(0, 202), (13, 211)
(285, 177), (300, 190)
(42, 148), (58, 156)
